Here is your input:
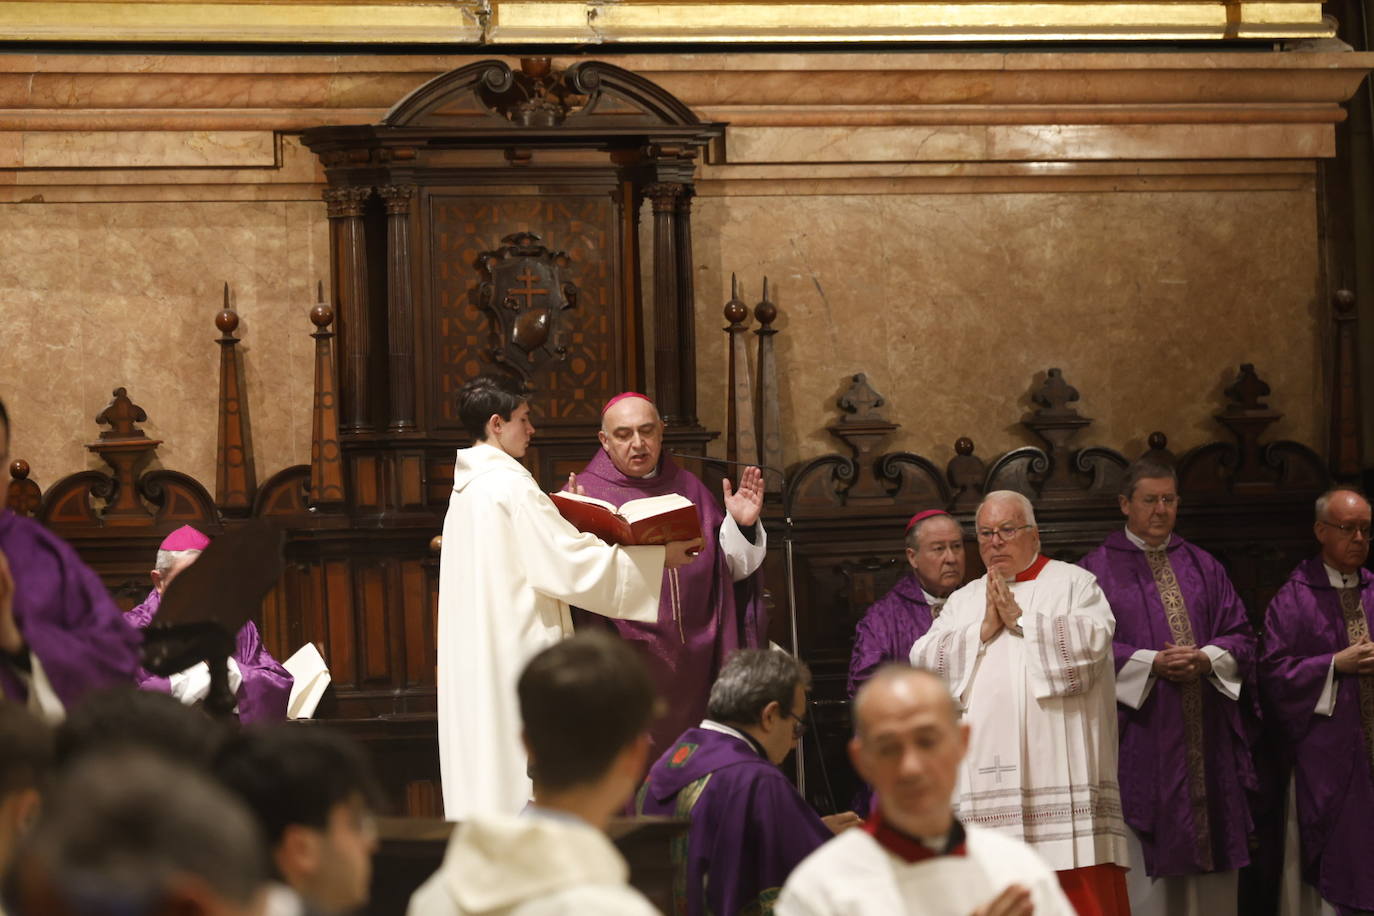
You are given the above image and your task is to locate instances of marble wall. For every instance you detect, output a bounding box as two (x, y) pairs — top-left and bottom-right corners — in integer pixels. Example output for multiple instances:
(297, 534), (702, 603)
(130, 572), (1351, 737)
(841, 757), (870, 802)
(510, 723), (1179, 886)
(691, 188), (1323, 469)
(0, 198), (328, 492)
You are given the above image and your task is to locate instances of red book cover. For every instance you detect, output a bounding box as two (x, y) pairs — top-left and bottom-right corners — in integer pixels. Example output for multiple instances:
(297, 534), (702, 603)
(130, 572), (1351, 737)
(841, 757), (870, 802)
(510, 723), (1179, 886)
(548, 491), (702, 546)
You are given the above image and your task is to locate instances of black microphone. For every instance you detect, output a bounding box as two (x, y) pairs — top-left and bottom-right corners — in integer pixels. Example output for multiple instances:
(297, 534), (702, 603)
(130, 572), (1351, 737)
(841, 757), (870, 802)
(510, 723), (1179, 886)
(667, 451), (786, 486)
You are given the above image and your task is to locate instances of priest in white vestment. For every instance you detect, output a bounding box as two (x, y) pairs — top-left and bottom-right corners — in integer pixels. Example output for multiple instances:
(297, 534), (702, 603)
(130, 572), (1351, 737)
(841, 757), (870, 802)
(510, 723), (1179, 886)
(778, 664), (1075, 916)
(436, 375), (702, 820)
(910, 490), (1130, 915)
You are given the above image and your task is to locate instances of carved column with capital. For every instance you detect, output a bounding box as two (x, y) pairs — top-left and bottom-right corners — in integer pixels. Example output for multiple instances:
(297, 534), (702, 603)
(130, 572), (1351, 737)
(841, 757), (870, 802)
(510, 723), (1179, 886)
(324, 186), (373, 434)
(646, 181), (698, 427)
(380, 183), (417, 432)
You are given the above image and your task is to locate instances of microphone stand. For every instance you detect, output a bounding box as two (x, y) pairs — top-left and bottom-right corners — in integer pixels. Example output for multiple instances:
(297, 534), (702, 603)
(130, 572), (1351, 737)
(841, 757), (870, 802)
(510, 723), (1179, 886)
(668, 452), (837, 810)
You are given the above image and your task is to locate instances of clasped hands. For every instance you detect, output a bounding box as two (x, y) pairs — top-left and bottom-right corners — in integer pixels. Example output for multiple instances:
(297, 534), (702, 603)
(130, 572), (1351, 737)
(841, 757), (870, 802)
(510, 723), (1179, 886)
(1334, 637), (1374, 676)
(980, 568), (1024, 643)
(1150, 643), (1213, 682)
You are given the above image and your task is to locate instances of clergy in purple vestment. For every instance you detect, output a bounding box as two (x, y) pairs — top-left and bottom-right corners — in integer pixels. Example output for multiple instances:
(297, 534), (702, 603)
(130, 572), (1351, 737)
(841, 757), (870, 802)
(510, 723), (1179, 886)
(1259, 488), (1374, 915)
(1079, 460), (1257, 915)
(848, 509), (966, 697)
(0, 399), (141, 713)
(570, 392), (768, 758)
(124, 525), (292, 723)
(636, 649), (860, 916)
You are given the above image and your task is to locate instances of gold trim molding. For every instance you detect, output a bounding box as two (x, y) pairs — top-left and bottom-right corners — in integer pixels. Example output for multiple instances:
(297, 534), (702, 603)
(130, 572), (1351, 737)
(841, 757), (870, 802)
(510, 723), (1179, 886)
(0, 0), (1334, 45)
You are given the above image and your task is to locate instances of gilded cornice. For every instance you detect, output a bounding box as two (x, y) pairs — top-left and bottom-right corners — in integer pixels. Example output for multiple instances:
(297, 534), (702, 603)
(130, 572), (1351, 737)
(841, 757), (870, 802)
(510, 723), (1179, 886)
(0, 0), (1334, 45)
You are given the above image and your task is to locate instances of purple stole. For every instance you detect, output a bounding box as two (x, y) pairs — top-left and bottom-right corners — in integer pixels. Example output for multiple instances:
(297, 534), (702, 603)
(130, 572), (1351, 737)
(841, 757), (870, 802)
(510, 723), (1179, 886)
(0, 509), (140, 706)
(571, 450), (765, 757)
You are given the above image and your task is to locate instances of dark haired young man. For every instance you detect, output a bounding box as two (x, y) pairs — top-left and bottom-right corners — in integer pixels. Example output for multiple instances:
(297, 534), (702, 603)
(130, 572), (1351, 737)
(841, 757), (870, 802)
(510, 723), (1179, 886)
(435, 374), (702, 820)
(410, 633), (661, 915)
(0, 398), (140, 717)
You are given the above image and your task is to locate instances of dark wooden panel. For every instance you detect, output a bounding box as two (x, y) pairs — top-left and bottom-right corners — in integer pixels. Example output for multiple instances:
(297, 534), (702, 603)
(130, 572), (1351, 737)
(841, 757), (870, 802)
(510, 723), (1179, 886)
(358, 561), (391, 684)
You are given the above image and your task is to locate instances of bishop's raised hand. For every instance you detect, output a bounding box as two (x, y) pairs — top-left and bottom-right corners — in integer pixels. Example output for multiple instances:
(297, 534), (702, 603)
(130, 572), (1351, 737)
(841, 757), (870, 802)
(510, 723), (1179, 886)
(722, 465), (764, 528)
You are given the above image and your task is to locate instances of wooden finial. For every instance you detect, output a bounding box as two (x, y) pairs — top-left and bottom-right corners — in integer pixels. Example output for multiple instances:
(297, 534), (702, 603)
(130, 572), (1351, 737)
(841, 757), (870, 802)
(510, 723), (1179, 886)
(311, 303), (335, 329)
(316, 279), (325, 304)
(9, 458), (29, 480)
(1335, 288), (1357, 315)
(754, 275), (777, 326)
(723, 273), (749, 326)
(955, 437), (974, 455)
(1147, 431), (1168, 451)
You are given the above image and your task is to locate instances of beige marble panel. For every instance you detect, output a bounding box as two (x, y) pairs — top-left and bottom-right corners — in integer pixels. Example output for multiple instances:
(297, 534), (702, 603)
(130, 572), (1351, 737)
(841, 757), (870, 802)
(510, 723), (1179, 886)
(0, 198), (327, 494)
(692, 189), (1322, 471)
(15, 130), (276, 169)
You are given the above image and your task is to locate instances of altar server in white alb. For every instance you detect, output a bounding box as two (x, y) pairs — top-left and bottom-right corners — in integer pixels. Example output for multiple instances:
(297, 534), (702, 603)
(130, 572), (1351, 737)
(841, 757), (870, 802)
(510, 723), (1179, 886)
(910, 490), (1130, 915)
(435, 374), (702, 820)
(779, 664), (1074, 916)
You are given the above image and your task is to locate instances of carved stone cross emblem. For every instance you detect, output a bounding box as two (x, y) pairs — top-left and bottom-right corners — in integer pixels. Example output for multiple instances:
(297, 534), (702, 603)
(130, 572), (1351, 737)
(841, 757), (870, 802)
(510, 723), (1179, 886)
(476, 232), (579, 382)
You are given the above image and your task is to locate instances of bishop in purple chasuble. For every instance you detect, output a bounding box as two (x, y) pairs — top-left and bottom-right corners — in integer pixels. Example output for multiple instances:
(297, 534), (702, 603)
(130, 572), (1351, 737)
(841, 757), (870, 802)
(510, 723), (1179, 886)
(1080, 530), (1257, 877)
(1260, 555), (1374, 913)
(573, 448), (766, 757)
(848, 574), (937, 699)
(635, 725), (833, 916)
(0, 508), (140, 707)
(125, 587), (292, 723)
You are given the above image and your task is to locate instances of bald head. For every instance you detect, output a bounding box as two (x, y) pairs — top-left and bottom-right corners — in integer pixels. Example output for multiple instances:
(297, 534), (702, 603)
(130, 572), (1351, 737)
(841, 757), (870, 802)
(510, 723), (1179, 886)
(849, 664), (966, 837)
(853, 665), (958, 738)
(1315, 488), (1372, 575)
(599, 396), (664, 478)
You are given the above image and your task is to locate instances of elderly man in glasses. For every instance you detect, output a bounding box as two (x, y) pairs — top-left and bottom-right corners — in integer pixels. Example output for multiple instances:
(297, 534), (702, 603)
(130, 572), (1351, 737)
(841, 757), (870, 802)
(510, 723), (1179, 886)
(636, 648), (862, 916)
(1260, 488), (1374, 914)
(1080, 460), (1258, 916)
(911, 490), (1130, 916)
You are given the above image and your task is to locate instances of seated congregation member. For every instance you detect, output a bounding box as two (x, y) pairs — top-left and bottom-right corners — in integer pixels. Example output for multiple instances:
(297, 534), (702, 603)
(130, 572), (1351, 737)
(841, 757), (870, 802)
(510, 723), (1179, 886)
(911, 490), (1130, 916)
(215, 726), (382, 916)
(437, 374), (702, 819)
(571, 391), (768, 759)
(1079, 459), (1257, 916)
(1260, 488), (1374, 914)
(54, 686), (229, 770)
(0, 398), (140, 717)
(849, 509), (965, 697)
(0, 701), (52, 907)
(125, 525), (292, 722)
(409, 632), (662, 916)
(779, 665), (1075, 916)
(636, 648), (861, 916)
(5, 749), (267, 916)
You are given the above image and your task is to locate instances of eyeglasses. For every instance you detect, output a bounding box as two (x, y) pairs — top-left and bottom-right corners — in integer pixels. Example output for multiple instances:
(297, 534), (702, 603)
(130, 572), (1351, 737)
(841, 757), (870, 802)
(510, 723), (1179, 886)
(975, 524), (1035, 543)
(780, 708), (808, 738)
(1137, 495), (1179, 507)
(1320, 520), (1373, 540)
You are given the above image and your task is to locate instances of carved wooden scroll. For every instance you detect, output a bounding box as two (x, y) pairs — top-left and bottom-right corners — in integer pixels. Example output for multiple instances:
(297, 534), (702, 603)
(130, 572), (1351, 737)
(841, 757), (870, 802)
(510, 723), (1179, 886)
(215, 290), (257, 517)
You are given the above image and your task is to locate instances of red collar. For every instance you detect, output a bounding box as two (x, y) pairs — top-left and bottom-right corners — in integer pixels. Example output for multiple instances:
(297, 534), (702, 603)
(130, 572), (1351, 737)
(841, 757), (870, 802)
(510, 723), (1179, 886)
(1014, 554), (1051, 583)
(863, 809), (967, 864)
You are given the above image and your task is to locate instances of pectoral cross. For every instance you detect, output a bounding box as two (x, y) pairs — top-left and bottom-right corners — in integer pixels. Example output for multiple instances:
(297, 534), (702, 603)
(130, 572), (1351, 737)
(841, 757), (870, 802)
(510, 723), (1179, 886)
(508, 267), (549, 308)
(977, 755), (1017, 784)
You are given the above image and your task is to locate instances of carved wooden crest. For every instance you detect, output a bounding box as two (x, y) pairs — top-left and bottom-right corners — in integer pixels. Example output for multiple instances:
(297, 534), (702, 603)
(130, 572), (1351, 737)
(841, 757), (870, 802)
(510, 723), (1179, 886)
(476, 232), (579, 381)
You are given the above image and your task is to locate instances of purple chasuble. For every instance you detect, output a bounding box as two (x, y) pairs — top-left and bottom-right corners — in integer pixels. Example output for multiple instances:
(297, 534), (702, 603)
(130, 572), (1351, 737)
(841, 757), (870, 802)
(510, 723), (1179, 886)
(1259, 555), (1374, 911)
(124, 588), (293, 723)
(1079, 532), (1257, 877)
(0, 509), (141, 706)
(571, 450), (765, 757)
(847, 572), (937, 698)
(635, 726), (832, 916)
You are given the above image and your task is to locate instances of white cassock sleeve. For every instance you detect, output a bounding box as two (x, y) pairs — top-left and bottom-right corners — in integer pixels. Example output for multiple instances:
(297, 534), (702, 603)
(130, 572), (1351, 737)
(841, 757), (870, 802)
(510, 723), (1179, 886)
(1022, 576), (1115, 700)
(169, 658), (244, 706)
(513, 487), (665, 623)
(1201, 645), (1242, 701)
(910, 595), (986, 703)
(718, 514), (767, 582)
(1116, 649), (1157, 709)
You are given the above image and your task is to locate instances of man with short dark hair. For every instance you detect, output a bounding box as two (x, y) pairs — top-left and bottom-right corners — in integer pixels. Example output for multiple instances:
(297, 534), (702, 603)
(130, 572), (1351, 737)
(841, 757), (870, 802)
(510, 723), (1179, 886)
(409, 632), (662, 915)
(0, 397), (141, 717)
(779, 665), (1075, 915)
(0, 700), (51, 908)
(6, 749), (267, 916)
(1079, 459), (1257, 916)
(636, 649), (860, 916)
(215, 725), (382, 916)
(436, 374), (702, 819)
(55, 686), (228, 770)
(1260, 487), (1374, 913)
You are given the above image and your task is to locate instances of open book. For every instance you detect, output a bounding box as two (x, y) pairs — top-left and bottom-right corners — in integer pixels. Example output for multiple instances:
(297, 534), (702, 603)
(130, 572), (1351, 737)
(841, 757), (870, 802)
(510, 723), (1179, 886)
(549, 490), (702, 546)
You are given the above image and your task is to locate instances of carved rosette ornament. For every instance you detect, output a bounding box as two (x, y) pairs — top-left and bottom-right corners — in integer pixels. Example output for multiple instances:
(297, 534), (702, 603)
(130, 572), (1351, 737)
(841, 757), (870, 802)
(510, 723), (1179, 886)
(476, 232), (579, 382)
